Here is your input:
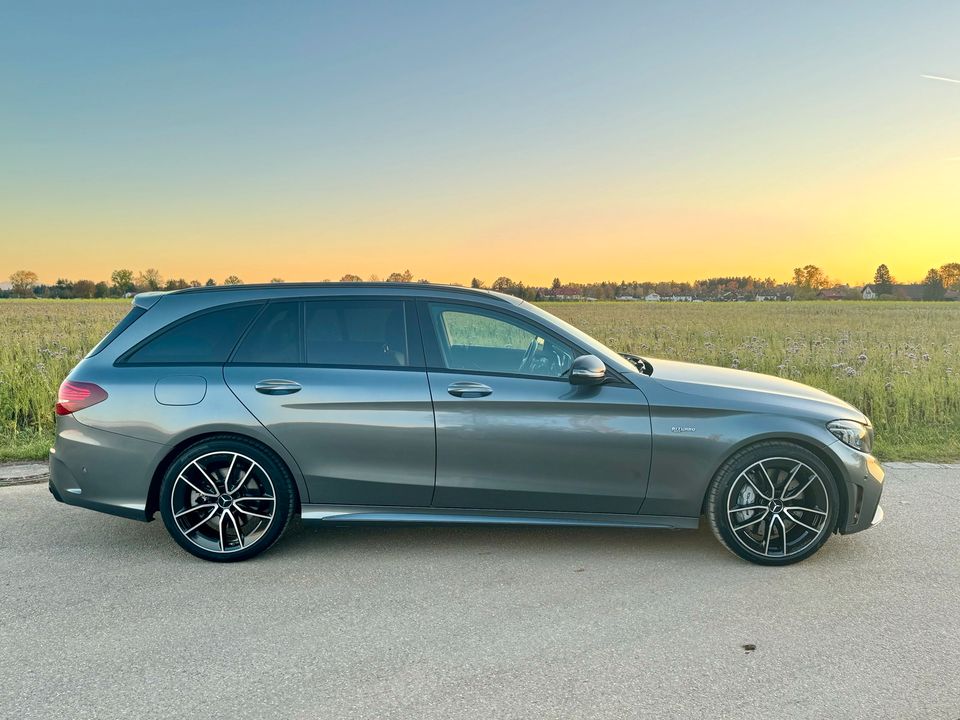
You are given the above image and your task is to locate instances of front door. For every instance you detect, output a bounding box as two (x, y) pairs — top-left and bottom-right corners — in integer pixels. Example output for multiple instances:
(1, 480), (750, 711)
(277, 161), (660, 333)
(420, 301), (652, 514)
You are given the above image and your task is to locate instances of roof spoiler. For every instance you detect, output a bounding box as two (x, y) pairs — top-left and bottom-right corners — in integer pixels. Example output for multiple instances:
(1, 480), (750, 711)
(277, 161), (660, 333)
(132, 291), (167, 310)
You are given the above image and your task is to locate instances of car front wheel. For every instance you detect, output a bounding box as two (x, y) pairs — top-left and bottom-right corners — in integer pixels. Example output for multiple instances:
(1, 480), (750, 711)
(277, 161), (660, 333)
(706, 441), (840, 566)
(159, 436), (295, 562)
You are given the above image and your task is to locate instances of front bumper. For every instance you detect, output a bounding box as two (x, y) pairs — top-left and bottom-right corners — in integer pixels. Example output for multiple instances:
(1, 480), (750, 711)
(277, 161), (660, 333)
(829, 440), (884, 535)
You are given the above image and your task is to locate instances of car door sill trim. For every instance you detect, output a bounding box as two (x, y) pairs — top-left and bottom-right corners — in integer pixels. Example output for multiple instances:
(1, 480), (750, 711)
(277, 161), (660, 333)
(300, 504), (697, 529)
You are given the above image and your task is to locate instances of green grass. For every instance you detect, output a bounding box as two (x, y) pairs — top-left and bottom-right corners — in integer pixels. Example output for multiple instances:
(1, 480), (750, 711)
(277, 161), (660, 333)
(0, 299), (129, 461)
(0, 428), (54, 462)
(1, 298), (958, 462)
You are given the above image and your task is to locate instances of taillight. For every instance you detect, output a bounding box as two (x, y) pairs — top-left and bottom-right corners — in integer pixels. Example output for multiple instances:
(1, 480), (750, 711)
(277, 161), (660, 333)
(56, 380), (108, 416)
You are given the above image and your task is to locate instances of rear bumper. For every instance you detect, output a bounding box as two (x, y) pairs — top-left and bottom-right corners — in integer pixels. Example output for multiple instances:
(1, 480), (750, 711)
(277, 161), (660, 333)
(49, 414), (164, 522)
(48, 476), (148, 521)
(829, 440), (884, 535)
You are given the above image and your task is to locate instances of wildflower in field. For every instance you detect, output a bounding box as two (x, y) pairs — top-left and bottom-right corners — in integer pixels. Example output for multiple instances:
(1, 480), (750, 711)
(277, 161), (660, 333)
(845, 367), (857, 377)
(857, 353), (868, 363)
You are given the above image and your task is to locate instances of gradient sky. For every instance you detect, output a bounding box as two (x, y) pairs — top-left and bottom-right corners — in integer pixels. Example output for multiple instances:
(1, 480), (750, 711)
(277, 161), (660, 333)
(2, 1), (958, 286)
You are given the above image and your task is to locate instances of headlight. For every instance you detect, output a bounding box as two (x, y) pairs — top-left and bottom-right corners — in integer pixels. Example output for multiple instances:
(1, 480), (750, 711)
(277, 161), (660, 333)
(827, 420), (873, 453)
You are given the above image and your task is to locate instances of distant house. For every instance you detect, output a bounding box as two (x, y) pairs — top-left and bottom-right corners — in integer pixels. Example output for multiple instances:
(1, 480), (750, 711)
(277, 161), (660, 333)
(817, 286), (849, 301)
(717, 290), (751, 302)
(861, 284), (950, 301)
(669, 295), (694, 302)
(615, 295), (635, 301)
(541, 294), (584, 301)
(540, 287), (584, 301)
(756, 293), (777, 302)
(946, 290), (960, 302)
(645, 292), (661, 302)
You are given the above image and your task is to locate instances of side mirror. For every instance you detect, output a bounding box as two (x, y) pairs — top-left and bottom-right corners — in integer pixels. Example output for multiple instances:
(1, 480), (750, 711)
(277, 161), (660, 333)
(569, 354), (606, 385)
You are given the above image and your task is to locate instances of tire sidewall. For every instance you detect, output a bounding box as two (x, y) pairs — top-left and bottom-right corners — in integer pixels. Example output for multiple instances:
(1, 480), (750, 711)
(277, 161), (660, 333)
(708, 442), (840, 566)
(159, 437), (294, 562)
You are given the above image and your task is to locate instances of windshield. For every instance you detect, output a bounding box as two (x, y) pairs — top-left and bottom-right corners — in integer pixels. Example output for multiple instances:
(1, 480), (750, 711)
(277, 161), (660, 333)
(519, 301), (639, 375)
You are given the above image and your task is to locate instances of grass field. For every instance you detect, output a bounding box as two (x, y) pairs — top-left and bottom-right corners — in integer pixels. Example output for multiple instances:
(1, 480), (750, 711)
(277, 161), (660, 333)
(1, 299), (958, 461)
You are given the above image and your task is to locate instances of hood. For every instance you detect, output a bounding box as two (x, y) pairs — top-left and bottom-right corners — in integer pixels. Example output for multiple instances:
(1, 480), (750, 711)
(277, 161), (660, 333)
(647, 358), (867, 423)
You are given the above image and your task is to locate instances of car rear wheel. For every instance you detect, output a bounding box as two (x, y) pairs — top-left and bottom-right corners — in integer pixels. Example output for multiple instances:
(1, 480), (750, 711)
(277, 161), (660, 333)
(706, 441), (840, 566)
(159, 437), (295, 562)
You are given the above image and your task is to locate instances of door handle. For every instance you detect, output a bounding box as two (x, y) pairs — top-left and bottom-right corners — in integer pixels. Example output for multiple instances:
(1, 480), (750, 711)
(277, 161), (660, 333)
(254, 379), (302, 395)
(447, 381), (492, 398)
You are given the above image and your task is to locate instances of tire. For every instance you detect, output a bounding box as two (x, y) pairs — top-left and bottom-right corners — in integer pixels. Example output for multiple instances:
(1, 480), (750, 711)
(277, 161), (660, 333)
(705, 441), (840, 566)
(159, 436), (295, 562)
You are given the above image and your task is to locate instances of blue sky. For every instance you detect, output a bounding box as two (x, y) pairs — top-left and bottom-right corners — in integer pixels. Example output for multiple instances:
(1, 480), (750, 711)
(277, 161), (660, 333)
(2, 1), (958, 284)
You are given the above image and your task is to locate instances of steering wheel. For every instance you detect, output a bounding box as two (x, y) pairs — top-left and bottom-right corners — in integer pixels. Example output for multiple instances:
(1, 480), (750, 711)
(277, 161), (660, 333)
(518, 338), (539, 373)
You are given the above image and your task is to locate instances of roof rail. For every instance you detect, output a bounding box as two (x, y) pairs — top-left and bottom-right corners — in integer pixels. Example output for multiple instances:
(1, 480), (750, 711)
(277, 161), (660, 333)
(168, 282), (513, 302)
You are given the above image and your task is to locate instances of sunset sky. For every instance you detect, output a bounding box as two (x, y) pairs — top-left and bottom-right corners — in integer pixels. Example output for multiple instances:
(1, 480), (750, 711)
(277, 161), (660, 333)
(2, 1), (958, 286)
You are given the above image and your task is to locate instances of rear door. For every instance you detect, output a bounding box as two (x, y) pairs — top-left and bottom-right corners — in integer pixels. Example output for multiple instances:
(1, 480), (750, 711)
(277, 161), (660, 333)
(224, 298), (436, 507)
(420, 300), (652, 514)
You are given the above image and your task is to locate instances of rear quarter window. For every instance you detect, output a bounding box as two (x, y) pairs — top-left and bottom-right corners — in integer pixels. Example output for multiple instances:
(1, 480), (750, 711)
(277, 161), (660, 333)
(122, 303), (262, 365)
(86, 306), (147, 357)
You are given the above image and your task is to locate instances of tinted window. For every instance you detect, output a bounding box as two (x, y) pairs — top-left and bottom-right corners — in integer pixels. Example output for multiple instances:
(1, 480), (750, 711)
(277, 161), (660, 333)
(232, 302), (300, 364)
(124, 304), (261, 364)
(87, 306), (146, 357)
(428, 304), (574, 378)
(305, 300), (408, 367)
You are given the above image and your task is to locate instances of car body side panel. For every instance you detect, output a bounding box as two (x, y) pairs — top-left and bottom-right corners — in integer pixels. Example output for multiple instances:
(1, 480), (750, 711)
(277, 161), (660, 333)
(224, 366), (436, 506)
(634, 377), (881, 527)
(56, 361), (312, 512)
(66, 365), (256, 445)
(429, 371), (652, 513)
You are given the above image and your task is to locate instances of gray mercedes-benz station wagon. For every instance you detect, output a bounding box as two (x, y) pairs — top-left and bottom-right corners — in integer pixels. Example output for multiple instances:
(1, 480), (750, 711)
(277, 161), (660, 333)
(50, 283), (884, 564)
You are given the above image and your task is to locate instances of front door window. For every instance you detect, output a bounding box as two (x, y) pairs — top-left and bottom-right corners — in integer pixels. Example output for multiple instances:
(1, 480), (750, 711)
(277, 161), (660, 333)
(428, 304), (574, 378)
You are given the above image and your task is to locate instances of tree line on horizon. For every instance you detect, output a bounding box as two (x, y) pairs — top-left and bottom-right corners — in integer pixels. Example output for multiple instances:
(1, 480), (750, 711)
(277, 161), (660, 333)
(4, 262), (960, 301)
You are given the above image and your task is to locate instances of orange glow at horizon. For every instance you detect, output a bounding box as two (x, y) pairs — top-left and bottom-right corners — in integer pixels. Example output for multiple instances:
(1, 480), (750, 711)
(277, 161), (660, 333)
(5, 151), (958, 288)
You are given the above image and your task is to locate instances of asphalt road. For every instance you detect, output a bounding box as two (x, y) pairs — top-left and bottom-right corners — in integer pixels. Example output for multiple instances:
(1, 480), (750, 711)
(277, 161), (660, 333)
(2, 465), (959, 719)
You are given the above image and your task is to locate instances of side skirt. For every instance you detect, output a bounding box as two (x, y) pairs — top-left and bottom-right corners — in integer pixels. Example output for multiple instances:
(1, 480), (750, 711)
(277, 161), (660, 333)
(300, 504), (699, 530)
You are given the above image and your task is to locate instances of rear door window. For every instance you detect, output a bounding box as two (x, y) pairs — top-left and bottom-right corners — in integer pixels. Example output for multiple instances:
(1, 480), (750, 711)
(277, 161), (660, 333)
(123, 303), (262, 364)
(231, 302), (301, 364)
(304, 299), (409, 367)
